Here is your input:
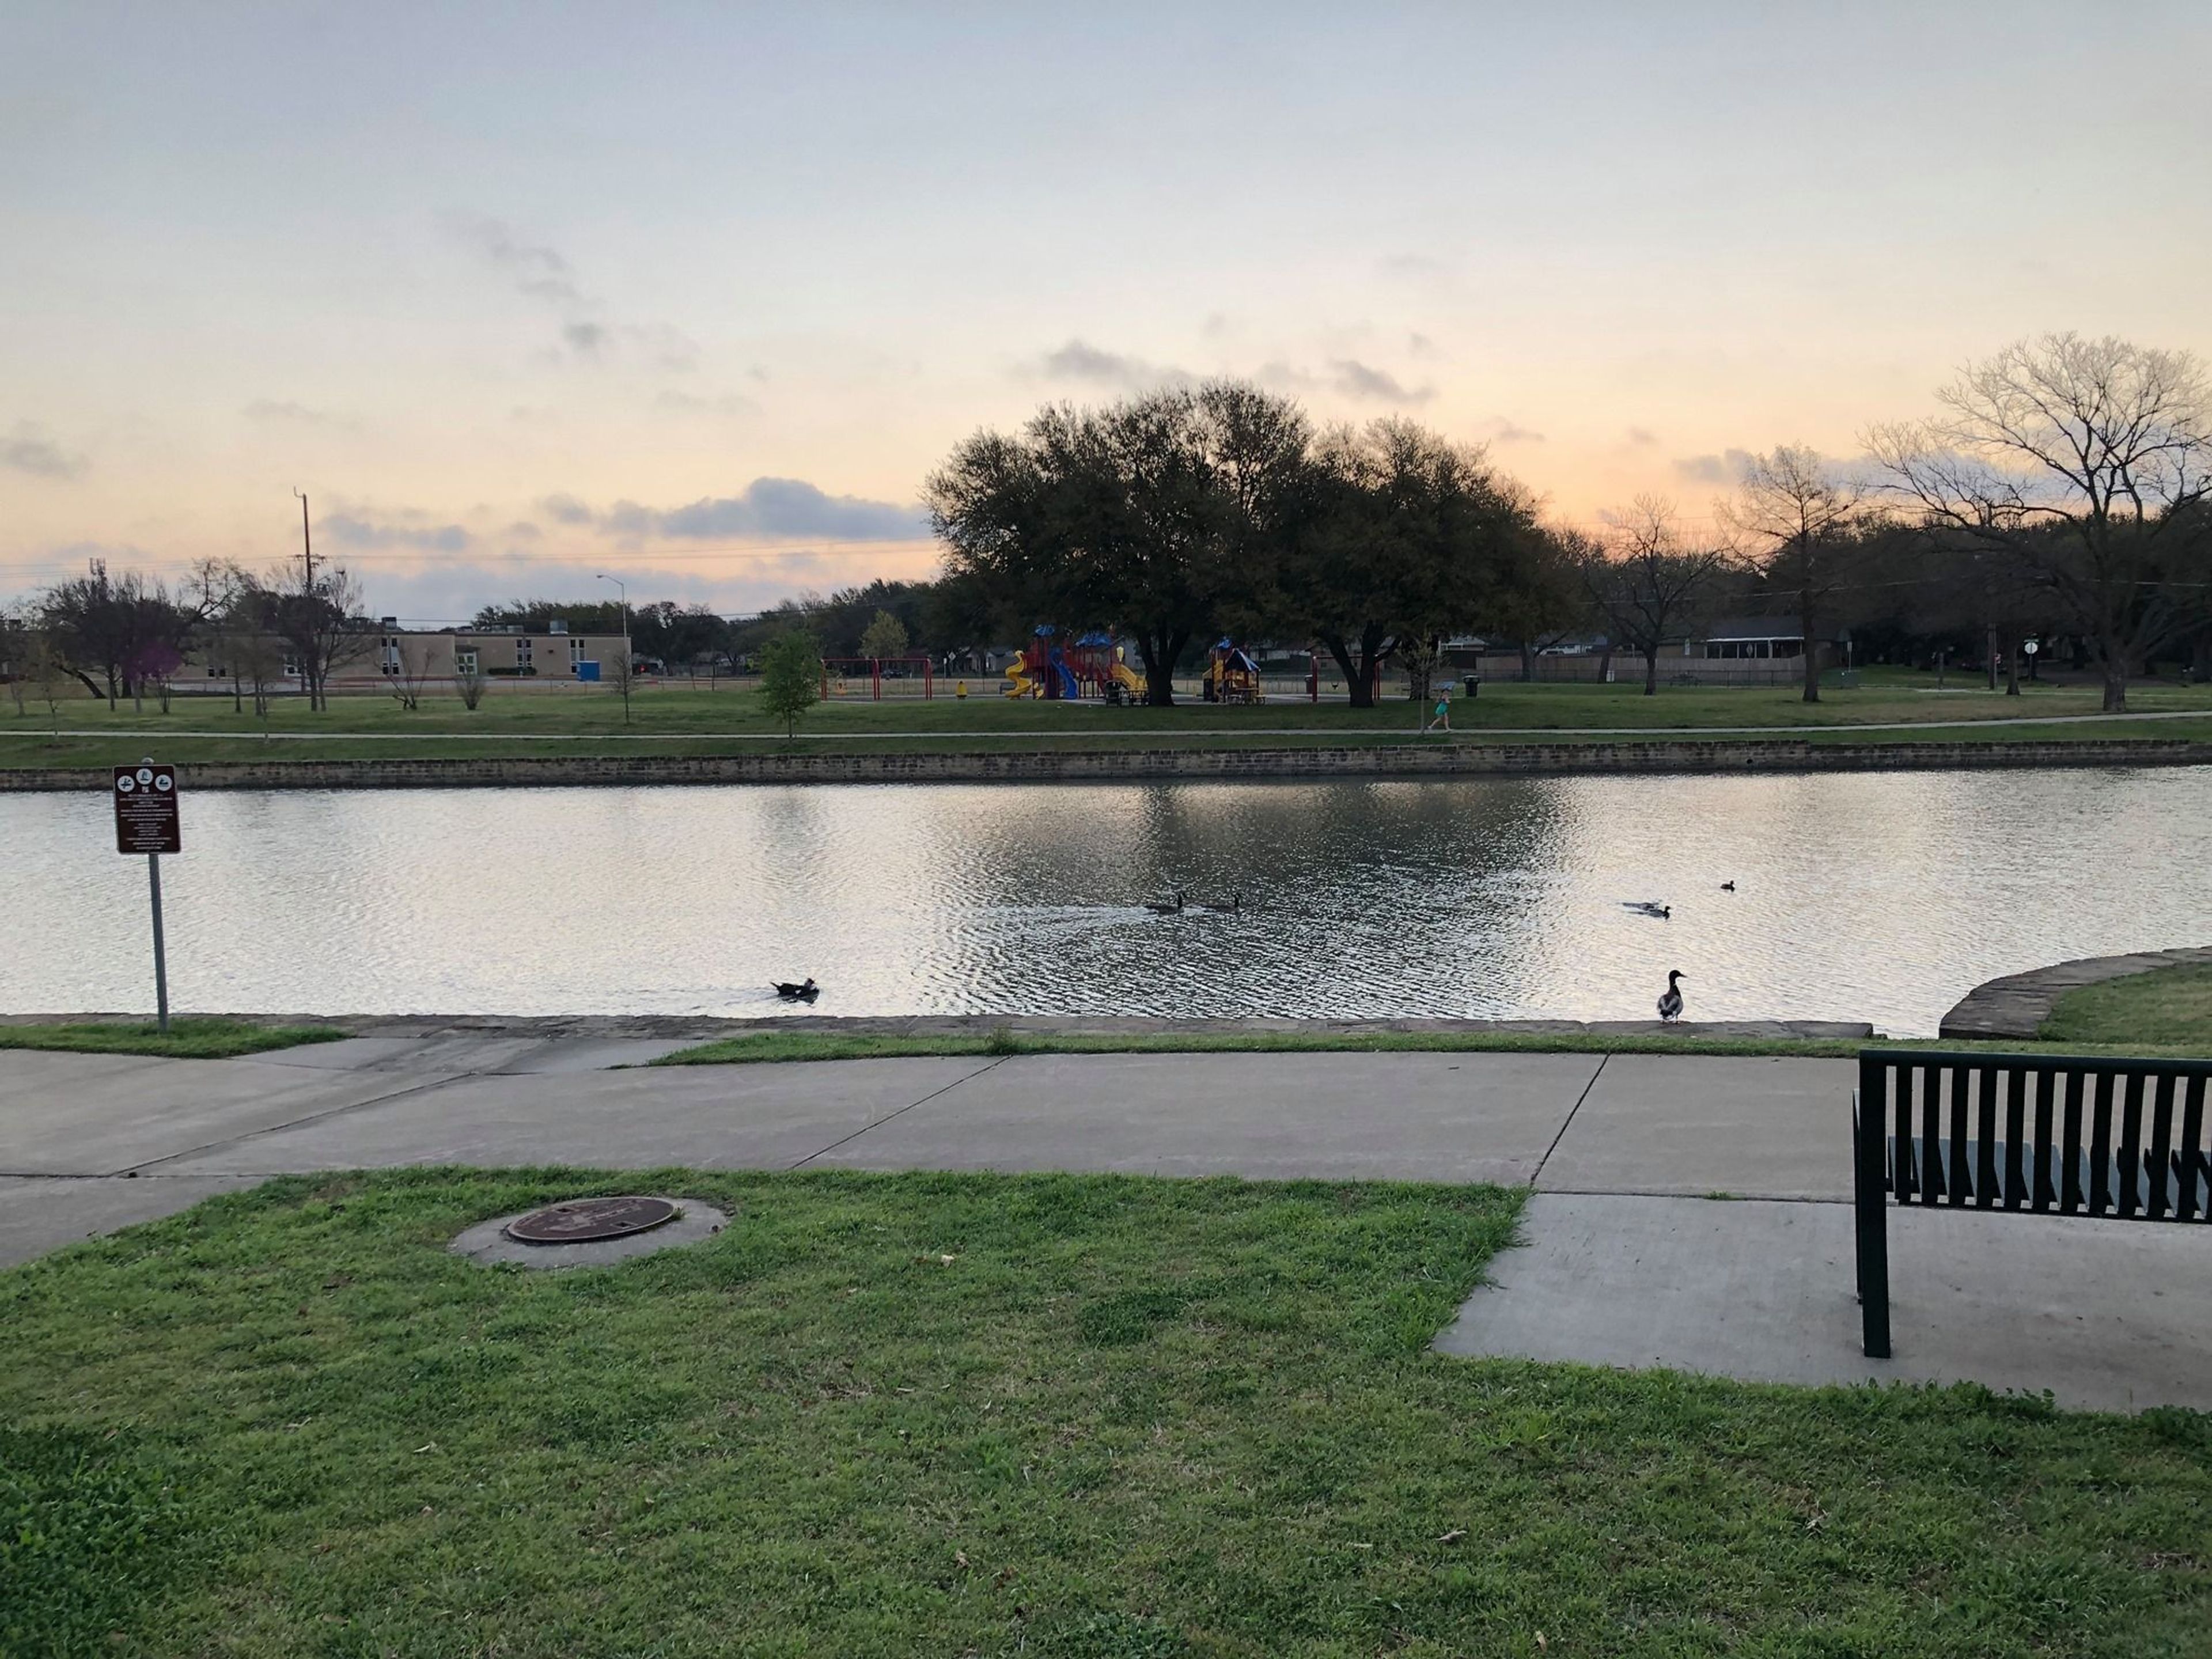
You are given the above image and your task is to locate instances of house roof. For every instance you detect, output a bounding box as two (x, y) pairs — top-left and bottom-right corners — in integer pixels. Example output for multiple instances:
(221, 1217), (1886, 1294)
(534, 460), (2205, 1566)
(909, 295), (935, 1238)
(1703, 617), (1805, 642)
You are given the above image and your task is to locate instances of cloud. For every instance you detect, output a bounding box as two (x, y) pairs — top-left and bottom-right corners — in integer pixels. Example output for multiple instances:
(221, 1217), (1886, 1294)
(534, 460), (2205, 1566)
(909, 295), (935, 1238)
(1327, 359), (1434, 404)
(242, 399), (359, 432)
(442, 211), (584, 306)
(539, 493), (594, 525)
(1672, 448), (1755, 484)
(445, 211), (695, 370)
(1627, 426), (1658, 446)
(320, 513), (473, 553)
(1035, 339), (1190, 389)
(652, 388), (756, 419)
(1378, 253), (1451, 281)
(1488, 419), (1546, 444)
(2, 424), (86, 479)
(597, 478), (927, 543)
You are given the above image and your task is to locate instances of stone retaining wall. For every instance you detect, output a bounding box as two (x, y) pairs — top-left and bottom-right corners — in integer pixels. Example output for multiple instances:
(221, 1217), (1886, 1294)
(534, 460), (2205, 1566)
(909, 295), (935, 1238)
(1938, 945), (2212, 1040)
(2, 738), (2209, 793)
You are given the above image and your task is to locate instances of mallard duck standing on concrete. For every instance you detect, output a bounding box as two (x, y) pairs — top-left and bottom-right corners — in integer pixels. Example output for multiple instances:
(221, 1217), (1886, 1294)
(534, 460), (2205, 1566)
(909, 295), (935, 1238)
(1657, 970), (1685, 1021)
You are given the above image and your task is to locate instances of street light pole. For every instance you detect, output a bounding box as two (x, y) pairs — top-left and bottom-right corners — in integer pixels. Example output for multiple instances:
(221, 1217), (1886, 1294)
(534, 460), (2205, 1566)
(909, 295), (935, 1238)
(597, 574), (630, 722)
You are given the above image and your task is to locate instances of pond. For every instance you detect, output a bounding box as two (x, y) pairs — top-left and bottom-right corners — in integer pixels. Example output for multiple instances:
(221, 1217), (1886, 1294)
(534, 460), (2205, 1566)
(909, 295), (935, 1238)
(6, 769), (2208, 1035)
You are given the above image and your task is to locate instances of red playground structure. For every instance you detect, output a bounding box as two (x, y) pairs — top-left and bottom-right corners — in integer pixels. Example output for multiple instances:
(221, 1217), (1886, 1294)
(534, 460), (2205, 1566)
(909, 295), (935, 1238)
(1003, 627), (1149, 702)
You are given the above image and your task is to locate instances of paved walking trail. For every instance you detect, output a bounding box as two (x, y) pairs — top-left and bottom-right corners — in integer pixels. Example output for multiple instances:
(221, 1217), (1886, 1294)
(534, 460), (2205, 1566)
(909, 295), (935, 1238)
(3, 1035), (2203, 1411)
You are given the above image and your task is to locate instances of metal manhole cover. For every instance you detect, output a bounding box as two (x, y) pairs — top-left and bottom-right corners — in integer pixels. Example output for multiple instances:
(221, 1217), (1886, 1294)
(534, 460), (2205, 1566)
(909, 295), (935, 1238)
(503, 1195), (680, 1245)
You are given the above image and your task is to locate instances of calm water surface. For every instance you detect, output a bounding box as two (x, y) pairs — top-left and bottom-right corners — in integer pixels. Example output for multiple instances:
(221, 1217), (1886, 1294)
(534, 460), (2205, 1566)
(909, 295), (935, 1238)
(6, 770), (2209, 1035)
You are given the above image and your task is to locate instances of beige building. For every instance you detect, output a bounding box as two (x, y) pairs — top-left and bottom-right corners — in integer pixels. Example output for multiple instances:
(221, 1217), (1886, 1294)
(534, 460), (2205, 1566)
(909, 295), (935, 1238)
(187, 622), (635, 692)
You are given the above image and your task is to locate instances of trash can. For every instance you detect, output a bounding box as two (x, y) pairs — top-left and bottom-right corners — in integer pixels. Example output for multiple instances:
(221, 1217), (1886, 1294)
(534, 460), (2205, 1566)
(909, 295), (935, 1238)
(1462, 675), (1480, 699)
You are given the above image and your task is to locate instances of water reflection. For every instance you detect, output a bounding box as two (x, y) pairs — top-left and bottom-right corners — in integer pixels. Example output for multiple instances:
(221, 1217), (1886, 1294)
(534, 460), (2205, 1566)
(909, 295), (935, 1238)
(5, 769), (2207, 1034)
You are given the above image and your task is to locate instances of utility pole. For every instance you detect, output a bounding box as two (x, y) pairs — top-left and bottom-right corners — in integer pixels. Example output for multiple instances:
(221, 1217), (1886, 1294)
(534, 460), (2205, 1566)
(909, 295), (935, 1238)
(293, 488), (314, 589)
(293, 488), (317, 710)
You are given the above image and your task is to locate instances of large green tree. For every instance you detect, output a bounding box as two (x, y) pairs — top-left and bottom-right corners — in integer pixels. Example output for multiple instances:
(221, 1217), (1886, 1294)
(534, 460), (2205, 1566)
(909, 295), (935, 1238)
(1278, 419), (1538, 707)
(927, 383), (1308, 705)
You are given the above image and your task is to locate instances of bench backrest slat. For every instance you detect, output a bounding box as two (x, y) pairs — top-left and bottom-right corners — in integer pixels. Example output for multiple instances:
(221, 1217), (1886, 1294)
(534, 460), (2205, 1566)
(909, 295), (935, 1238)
(1859, 1050), (2212, 1225)
(2181, 1077), (2207, 1223)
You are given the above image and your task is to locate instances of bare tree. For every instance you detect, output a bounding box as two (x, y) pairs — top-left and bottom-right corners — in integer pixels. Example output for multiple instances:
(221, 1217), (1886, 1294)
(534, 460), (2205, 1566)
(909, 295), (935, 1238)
(1868, 333), (2212, 711)
(388, 635), (437, 711)
(1580, 497), (1734, 695)
(1724, 445), (1866, 703)
(267, 560), (372, 711)
(453, 654), (490, 710)
(607, 644), (637, 721)
(1, 608), (27, 717)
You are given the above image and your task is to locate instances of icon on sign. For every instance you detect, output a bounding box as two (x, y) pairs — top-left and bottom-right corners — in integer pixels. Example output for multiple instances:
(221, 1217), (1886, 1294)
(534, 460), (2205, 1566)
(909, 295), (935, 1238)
(116, 774), (137, 793)
(154, 773), (173, 791)
(136, 768), (154, 785)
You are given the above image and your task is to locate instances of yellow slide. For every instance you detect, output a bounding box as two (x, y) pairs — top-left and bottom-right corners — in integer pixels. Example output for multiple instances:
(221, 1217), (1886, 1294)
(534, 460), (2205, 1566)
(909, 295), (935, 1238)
(1003, 661), (1037, 699)
(1109, 661), (1146, 697)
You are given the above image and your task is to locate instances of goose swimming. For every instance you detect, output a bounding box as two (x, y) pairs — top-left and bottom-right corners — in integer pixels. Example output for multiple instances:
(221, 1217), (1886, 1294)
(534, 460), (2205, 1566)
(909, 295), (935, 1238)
(1199, 892), (1241, 914)
(1656, 969), (1685, 1021)
(1143, 892), (1185, 914)
(1623, 900), (1672, 919)
(772, 978), (820, 1001)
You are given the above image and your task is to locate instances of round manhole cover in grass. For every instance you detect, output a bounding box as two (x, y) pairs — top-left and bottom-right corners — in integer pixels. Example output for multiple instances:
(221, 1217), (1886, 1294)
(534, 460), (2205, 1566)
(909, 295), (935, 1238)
(503, 1195), (680, 1245)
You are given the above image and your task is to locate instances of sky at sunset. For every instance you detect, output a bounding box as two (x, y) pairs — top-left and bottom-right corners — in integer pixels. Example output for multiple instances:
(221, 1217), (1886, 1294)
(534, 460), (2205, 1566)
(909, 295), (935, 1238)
(5, 2), (2209, 622)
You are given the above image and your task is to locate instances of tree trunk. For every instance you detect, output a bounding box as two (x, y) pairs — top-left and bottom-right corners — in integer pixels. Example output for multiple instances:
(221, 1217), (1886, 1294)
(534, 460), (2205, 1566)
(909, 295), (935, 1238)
(2005, 639), (2021, 696)
(1642, 647), (1659, 696)
(1986, 623), (1999, 692)
(2101, 659), (2128, 712)
(1597, 641), (1615, 684)
(1519, 642), (1536, 683)
(1800, 591), (1820, 704)
(1323, 634), (1371, 708)
(1137, 630), (1183, 707)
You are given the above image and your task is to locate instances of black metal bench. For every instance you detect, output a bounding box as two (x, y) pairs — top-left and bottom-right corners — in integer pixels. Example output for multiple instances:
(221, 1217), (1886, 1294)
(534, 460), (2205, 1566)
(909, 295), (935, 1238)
(1853, 1049), (2212, 1357)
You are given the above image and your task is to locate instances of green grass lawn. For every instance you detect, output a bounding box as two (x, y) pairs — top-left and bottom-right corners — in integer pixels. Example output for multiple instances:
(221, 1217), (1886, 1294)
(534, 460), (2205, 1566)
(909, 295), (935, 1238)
(2039, 963), (2212, 1048)
(7, 671), (2211, 768)
(2, 1169), (2205, 1657)
(0, 1018), (343, 1059)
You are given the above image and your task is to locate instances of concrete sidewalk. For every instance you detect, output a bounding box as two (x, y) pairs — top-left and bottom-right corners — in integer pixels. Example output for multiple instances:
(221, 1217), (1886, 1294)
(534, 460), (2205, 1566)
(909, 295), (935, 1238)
(3, 1038), (2202, 1411)
(0, 1040), (1843, 1260)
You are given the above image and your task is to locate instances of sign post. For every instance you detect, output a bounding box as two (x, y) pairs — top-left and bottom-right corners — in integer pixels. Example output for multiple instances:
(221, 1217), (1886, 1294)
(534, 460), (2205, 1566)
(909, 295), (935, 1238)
(112, 760), (180, 1033)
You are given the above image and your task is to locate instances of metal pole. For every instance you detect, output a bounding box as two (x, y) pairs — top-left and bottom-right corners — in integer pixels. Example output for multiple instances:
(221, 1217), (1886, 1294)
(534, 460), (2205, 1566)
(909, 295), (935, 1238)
(147, 852), (170, 1035)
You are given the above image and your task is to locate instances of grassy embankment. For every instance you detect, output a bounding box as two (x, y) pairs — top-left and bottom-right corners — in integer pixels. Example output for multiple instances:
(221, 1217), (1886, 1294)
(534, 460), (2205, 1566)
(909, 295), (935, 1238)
(2, 1168), (2205, 1656)
(2039, 962), (2212, 1048)
(0, 1018), (342, 1059)
(6, 670), (2212, 768)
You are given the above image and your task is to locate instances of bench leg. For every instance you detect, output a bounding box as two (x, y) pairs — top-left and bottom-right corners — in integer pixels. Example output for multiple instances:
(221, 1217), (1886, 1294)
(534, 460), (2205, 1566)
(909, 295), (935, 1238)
(1855, 1149), (1892, 1359)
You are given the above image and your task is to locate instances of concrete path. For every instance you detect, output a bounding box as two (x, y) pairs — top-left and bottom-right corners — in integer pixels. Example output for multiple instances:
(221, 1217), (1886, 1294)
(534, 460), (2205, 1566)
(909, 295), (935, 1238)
(1438, 1192), (2212, 1412)
(3, 1041), (1810, 1259)
(4, 1037), (2203, 1411)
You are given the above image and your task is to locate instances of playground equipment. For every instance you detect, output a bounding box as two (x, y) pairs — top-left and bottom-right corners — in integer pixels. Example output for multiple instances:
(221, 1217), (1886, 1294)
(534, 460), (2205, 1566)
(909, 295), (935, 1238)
(1003, 627), (1148, 702)
(820, 656), (935, 699)
(1202, 639), (1262, 703)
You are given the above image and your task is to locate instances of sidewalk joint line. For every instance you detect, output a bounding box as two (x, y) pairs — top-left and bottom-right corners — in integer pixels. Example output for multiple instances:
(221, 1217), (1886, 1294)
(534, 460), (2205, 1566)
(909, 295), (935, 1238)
(119, 1071), (477, 1176)
(786, 1056), (1010, 1171)
(1531, 1053), (1608, 1189)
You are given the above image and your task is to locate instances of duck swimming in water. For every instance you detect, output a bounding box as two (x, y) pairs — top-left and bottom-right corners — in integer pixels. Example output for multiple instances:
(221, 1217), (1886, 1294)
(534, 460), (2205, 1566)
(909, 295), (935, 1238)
(1657, 969), (1685, 1021)
(1199, 892), (1241, 914)
(1623, 900), (1672, 919)
(772, 978), (820, 1001)
(1143, 892), (1185, 914)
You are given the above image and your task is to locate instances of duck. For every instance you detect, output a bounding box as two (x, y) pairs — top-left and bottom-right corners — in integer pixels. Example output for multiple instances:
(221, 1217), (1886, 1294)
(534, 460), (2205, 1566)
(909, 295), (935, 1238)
(1143, 892), (1185, 914)
(1657, 970), (1685, 1021)
(1623, 900), (1672, 919)
(772, 978), (820, 1001)
(1721, 880), (1736, 892)
(1199, 892), (1242, 914)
